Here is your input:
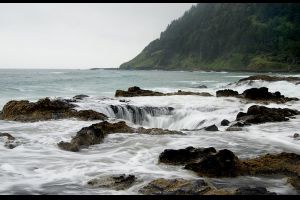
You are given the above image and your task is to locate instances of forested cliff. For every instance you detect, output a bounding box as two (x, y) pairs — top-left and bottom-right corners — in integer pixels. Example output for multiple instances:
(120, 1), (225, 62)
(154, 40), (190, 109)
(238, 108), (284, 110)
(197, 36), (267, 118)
(120, 3), (300, 71)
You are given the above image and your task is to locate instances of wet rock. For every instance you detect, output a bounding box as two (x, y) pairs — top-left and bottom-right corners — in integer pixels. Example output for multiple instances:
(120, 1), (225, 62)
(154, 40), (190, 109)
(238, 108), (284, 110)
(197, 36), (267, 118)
(115, 86), (213, 97)
(115, 86), (164, 97)
(235, 187), (276, 195)
(158, 146), (300, 189)
(119, 99), (129, 103)
(159, 147), (217, 165)
(204, 188), (235, 195)
(241, 87), (298, 103)
(287, 176), (300, 191)
(139, 178), (212, 195)
(194, 85), (207, 89)
(238, 75), (300, 83)
(87, 174), (136, 190)
(238, 152), (300, 177)
(204, 124), (218, 131)
(185, 149), (240, 177)
(294, 133), (300, 138)
(4, 140), (21, 149)
(0, 132), (15, 140)
(0, 132), (20, 149)
(58, 121), (135, 152)
(137, 127), (183, 135)
(221, 119), (230, 126)
(0, 98), (107, 122)
(73, 94), (89, 100)
(225, 126), (243, 131)
(216, 87), (298, 103)
(216, 89), (239, 97)
(170, 90), (212, 96)
(236, 105), (299, 125)
(74, 110), (108, 121)
(58, 121), (183, 152)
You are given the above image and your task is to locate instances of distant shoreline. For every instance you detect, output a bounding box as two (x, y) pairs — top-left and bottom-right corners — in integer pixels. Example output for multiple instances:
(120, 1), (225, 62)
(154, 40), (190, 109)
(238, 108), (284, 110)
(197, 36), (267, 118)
(102, 68), (300, 73)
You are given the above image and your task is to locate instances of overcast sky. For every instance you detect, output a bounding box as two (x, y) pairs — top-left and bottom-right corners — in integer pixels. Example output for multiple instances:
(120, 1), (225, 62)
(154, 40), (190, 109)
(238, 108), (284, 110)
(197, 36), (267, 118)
(0, 3), (195, 69)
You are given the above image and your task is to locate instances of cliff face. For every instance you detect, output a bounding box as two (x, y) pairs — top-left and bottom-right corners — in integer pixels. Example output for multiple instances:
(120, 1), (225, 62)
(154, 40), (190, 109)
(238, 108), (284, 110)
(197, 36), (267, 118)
(120, 3), (300, 72)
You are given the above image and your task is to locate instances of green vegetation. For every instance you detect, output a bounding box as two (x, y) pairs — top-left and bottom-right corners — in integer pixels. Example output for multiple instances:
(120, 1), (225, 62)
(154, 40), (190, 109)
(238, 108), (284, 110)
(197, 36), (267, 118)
(120, 3), (300, 72)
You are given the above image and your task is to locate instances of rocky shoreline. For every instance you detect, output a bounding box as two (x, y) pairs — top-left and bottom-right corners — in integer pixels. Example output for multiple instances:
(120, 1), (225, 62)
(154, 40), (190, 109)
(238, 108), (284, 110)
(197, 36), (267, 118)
(1, 75), (300, 195)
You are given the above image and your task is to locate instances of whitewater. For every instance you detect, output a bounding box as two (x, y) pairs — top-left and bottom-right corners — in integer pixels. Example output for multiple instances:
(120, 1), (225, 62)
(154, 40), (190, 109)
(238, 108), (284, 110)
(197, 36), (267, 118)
(0, 69), (300, 194)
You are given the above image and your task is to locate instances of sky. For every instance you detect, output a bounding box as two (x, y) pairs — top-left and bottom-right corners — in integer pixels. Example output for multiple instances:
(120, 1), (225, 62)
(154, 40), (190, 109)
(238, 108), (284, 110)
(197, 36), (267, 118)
(0, 3), (195, 69)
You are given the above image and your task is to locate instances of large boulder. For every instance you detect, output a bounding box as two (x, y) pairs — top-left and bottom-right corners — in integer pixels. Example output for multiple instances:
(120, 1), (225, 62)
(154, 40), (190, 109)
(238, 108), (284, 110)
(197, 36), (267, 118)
(185, 149), (240, 177)
(221, 119), (230, 126)
(157, 146), (300, 191)
(0, 98), (107, 122)
(115, 86), (164, 97)
(57, 121), (134, 152)
(58, 121), (183, 152)
(87, 174), (136, 190)
(216, 89), (239, 97)
(216, 87), (298, 103)
(204, 124), (218, 131)
(236, 105), (299, 124)
(241, 87), (298, 102)
(159, 147), (216, 165)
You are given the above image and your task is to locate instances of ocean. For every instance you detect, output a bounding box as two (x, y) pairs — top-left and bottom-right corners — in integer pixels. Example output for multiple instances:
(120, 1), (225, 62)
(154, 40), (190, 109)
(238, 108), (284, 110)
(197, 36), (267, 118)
(0, 69), (300, 194)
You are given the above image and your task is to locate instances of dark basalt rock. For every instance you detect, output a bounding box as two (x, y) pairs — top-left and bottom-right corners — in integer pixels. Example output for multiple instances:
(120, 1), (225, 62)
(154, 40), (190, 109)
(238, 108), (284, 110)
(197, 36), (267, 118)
(159, 147), (216, 165)
(238, 75), (300, 83)
(241, 87), (298, 102)
(171, 90), (212, 96)
(185, 149), (240, 177)
(0, 132), (15, 140)
(73, 94), (89, 100)
(74, 110), (108, 121)
(194, 85), (207, 89)
(221, 119), (230, 126)
(157, 146), (300, 191)
(225, 126), (243, 131)
(216, 89), (239, 97)
(236, 105), (299, 125)
(216, 87), (298, 103)
(204, 124), (218, 131)
(0, 132), (20, 149)
(58, 121), (183, 152)
(58, 121), (133, 152)
(0, 98), (107, 122)
(294, 133), (300, 138)
(235, 187), (276, 195)
(115, 86), (164, 97)
(87, 174), (136, 190)
(115, 86), (213, 97)
(138, 178), (213, 195)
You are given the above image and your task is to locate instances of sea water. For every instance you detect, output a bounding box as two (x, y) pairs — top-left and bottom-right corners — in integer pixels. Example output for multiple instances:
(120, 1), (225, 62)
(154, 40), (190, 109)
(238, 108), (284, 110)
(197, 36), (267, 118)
(0, 69), (300, 194)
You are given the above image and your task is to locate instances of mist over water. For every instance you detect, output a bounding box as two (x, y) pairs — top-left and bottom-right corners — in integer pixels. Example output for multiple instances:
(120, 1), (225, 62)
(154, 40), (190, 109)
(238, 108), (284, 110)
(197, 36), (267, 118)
(0, 69), (300, 194)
